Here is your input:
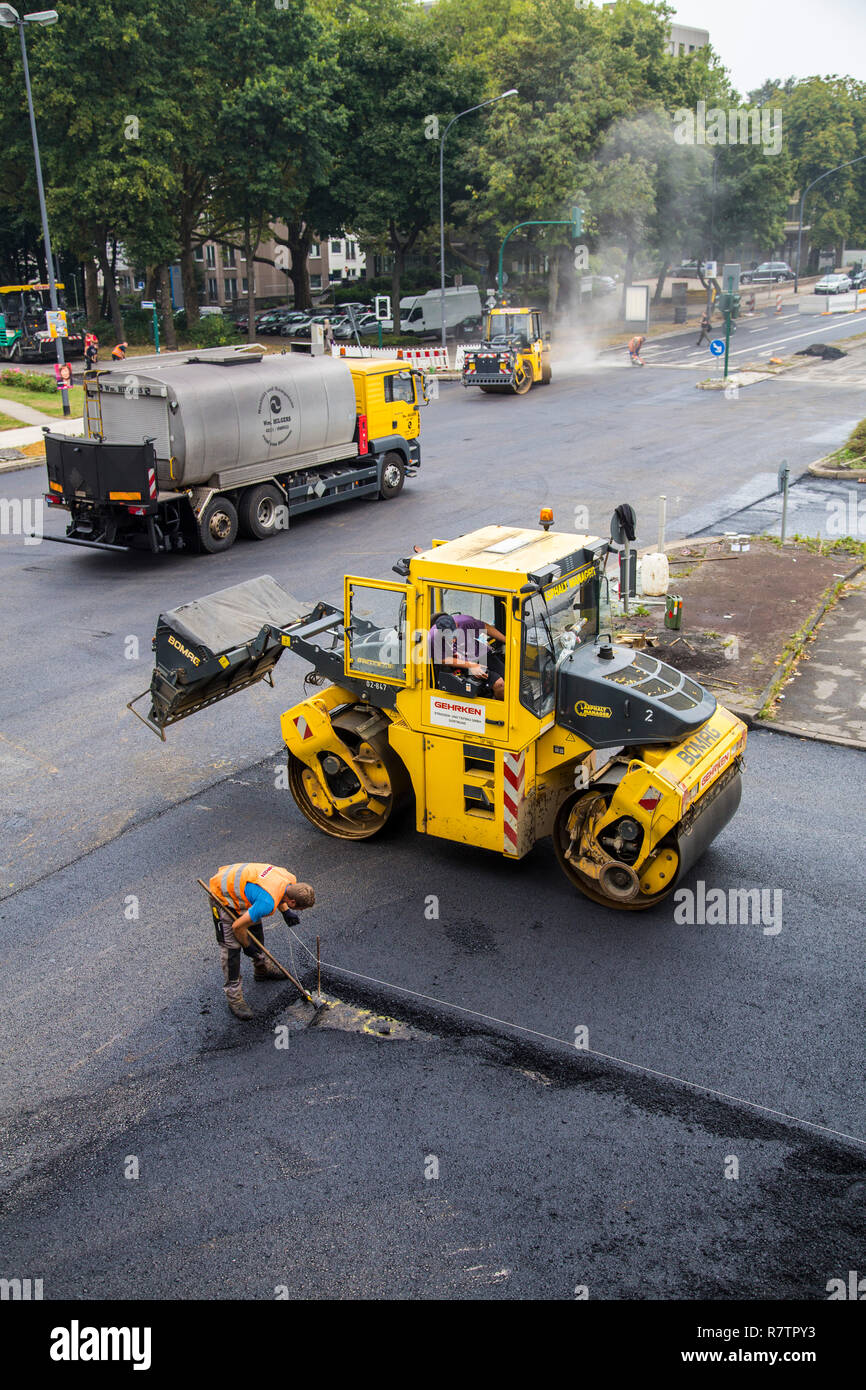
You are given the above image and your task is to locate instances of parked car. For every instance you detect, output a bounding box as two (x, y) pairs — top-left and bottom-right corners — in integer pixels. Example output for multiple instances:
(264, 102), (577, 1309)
(672, 260), (702, 278)
(849, 269), (866, 290)
(814, 273), (852, 294)
(333, 314), (380, 340)
(741, 262), (795, 284)
(287, 314), (347, 339)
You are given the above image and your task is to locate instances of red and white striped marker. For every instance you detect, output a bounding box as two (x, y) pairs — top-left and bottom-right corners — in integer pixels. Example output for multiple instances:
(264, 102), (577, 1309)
(293, 715), (313, 740)
(502, 751), (525, 856)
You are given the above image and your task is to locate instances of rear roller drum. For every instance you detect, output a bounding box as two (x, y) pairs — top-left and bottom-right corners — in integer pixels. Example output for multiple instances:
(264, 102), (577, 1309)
(553, 791), (679, 911)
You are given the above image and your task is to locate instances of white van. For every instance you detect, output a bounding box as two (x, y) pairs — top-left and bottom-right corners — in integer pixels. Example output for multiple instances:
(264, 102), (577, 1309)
(382, 285), (482, 336)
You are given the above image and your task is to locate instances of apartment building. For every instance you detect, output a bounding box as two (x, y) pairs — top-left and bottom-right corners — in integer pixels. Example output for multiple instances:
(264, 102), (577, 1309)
(197, 227), (367, 307)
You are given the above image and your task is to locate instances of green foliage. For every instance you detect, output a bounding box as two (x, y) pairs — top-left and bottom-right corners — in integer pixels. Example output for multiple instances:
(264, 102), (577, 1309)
(0, 367), (55, 393)
(186, 315), (241, 348)
(844, 417), (866, 460)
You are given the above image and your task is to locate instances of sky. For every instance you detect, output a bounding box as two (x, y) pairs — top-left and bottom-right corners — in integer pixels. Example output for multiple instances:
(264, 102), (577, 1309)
(672, 0), (866, 97)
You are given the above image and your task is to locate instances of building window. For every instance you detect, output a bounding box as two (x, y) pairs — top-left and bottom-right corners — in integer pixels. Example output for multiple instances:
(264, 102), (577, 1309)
(222, 245), (236, 268)
(194, 246), (204, 262)
(331, 239), (341, 254)
(242, 277), (248, 293)
(310, 273), (322, 290)
(309, 243), (319, 258)
(207, 277), (218, 300)
(329, 270), (342, 281)
(205, 244), (216, 267)
(345, 240), (356, 260)
(224, 278), (237, 299)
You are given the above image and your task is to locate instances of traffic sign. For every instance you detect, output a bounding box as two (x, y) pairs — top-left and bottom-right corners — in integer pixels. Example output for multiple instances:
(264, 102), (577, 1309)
(709, 339), (725, 356)
(141, 300), (155, 309)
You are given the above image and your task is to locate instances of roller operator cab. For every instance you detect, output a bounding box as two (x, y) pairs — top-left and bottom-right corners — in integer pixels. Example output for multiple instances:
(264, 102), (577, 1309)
(462, 306), (551, 395)
(139, 520), (746, 912)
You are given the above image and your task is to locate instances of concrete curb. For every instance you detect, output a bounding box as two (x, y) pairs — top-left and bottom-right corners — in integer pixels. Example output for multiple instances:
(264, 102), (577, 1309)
(0, 454), (43, 474)
(808, 454), (866, 480)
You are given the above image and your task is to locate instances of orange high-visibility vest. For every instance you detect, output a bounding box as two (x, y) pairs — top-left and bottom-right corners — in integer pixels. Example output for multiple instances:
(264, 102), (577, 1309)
(209, 863), (297, 916)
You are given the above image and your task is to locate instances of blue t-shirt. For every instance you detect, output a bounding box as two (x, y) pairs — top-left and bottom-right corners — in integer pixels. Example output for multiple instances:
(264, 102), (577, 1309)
(244, 882), (276, 925)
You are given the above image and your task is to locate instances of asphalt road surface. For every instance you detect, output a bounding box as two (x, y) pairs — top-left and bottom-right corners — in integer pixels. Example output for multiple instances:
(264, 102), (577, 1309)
(1, 339), (864, 1302)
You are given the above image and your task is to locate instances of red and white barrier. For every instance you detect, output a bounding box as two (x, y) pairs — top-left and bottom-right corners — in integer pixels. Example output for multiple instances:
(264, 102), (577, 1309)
(331, 344), (451, 370)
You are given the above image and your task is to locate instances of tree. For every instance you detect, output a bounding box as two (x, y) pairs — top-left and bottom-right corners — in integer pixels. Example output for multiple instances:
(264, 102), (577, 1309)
(332, 0), (479, 313)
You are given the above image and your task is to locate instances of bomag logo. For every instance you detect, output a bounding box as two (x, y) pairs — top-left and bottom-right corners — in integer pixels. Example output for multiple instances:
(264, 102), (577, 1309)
(575, 699), (612, 718)
(168, 634), (201, 667)
(676, 724), (720, 767)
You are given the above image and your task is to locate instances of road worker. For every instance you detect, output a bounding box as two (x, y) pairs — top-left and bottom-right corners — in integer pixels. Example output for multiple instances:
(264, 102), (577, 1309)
(627, 334), (646, 366)
(208, 862), (315, 1019)
(111, 340), (128, 360)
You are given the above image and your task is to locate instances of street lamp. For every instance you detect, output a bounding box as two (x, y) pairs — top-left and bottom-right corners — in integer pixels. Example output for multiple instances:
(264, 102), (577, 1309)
(794, 154), (866, 293)
(439, 88), (518, 352)
(0, 5), (70, 417)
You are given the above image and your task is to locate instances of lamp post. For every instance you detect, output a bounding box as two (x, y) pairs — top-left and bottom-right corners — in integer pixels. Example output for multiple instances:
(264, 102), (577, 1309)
(794, 154), (866, 293)
(439, 88), (517, 352)
(0, 4), (69, 417)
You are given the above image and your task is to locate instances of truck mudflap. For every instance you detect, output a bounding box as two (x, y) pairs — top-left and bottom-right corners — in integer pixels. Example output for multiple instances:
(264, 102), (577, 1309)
(45, 433), (159, 510)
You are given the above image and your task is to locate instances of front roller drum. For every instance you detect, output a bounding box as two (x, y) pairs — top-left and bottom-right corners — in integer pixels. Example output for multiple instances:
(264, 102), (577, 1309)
(553, 768), (743, 911)
(288, 710), (409, 841)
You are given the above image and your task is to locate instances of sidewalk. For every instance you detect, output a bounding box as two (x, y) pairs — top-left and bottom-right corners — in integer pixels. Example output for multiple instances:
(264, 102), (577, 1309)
(0, 398), (57, 426)
(0, 413), (82, 465)
(766, 574), (866, 746)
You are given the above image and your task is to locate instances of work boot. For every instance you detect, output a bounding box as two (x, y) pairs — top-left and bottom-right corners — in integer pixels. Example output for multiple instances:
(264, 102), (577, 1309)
(225, 982), (253, 1020)
(253, 954), (284, 982)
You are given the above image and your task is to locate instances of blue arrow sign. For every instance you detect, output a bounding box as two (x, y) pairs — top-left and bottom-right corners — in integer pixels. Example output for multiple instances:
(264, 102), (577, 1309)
(709, 339), (725, 356)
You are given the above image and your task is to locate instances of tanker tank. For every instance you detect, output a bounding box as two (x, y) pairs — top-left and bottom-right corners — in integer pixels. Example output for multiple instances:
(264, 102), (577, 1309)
(91, 349), (360, 489)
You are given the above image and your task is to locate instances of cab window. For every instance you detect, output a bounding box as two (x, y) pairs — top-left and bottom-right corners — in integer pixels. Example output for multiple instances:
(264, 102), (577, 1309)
(426, 587), (507, 698)
(346, 581), (407, 683)
(520, 594), (555, 717)
(384, 372), (415, 404)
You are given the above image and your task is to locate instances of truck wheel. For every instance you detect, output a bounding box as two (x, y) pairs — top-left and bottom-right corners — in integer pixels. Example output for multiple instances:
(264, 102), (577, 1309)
(378, 452), (405, 499)
(197, 496), (238, 553)
(238, 483), (283, 540)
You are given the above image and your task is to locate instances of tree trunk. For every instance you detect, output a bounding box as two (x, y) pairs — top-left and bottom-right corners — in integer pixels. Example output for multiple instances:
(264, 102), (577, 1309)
(84, 259), (99, 324)
(653, 262), (670, 303)
(181, 244), (199, 324)
(96, 241), (124, 341)
(157, 265), (177, 350)
(620, 242), (636, 318)
(244, 222), (257, 343)
(547, 252), (559, 318)
(388, 221), (418, 331)
(286, 221), (312, 310)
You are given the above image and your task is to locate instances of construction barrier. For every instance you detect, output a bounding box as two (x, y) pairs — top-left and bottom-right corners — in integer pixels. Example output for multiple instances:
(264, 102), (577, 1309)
(798, 292), (859, 316)
(332, 344), (451, 370)
(453, 343), (482, 373)
(775, 293), (783, 313)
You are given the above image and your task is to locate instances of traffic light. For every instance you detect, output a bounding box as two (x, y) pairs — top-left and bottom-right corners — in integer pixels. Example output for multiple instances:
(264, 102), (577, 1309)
(718, 291), (732, 315)
(731, 292), (742, 319)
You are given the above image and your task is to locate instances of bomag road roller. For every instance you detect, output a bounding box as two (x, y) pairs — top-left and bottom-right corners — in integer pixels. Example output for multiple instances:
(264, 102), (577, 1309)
(133, 517), (746, 910)
(462, 304), (551, 395)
